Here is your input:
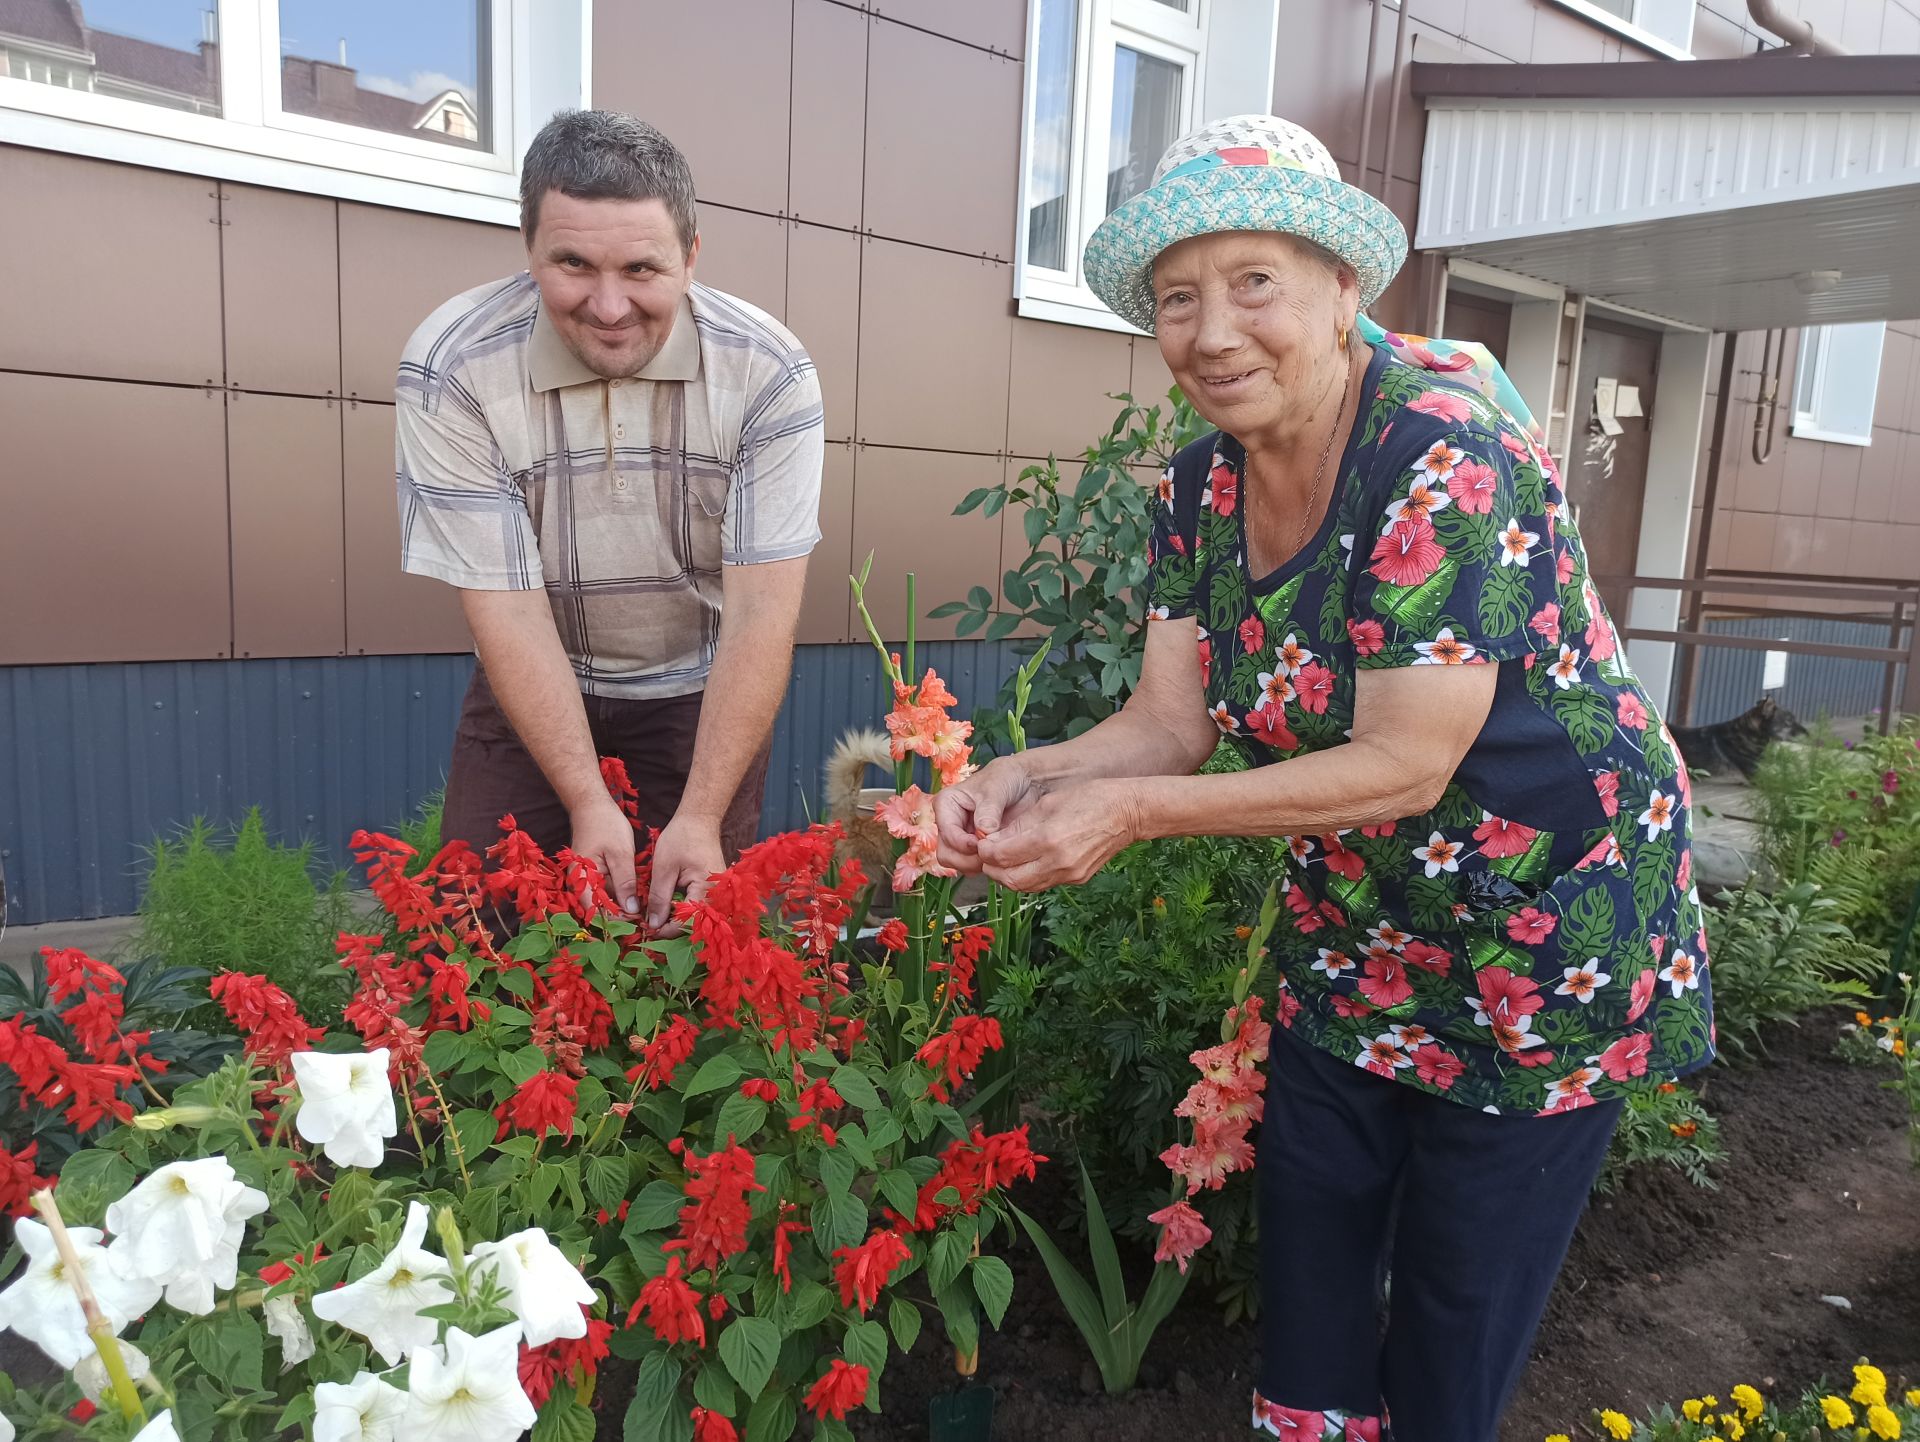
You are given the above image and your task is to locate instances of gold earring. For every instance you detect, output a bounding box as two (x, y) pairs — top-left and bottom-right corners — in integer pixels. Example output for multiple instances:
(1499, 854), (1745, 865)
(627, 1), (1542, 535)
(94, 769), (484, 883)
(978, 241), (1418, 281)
(1338, 326), (1349, 353)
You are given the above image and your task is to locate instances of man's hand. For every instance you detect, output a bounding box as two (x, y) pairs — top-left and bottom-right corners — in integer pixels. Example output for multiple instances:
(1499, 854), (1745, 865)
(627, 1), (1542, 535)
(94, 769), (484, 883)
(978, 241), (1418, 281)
(570, 793), (642, 916)
(973, 779), (1138, 892)
(932, 756), (1049, 874)
(646, 813), (727, 932)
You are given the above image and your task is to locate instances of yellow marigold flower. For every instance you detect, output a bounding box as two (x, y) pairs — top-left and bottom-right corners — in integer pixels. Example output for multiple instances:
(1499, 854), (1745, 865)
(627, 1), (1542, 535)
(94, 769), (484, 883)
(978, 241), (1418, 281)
(1722, 1413), (1746, 1440)
(1546, 1434), (1572, 1442)
(1685, 1400), (1706, 1422)
(1855, 1365), (1889, 1409)
(1599, 1409), (1634, 1440)
(1856, 1010), (1874, 1026)
(1705, 1397), (1721, 1409)
(1865, 1404), (1901, 1440)
(1894, 1038), (1908, 1057)
(1905, 1389), (1920, 1407)
(1733, 1385), (1766, 1421)
(1822, 1396), (1856, 1429)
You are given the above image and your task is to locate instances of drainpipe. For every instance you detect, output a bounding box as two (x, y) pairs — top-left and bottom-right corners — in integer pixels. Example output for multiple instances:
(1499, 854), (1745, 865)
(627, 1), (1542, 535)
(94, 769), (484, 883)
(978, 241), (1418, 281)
(1356, 0), (1388, 198)
(1745, 0), (1847, 54)
(1374, 0), (1415, 199)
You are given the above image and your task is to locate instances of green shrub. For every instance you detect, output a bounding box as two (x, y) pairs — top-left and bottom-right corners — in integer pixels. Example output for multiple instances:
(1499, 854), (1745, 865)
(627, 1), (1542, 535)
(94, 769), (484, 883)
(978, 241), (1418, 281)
(1702, 878), (1880, 1061)
(135, 808), (352, 1017)
(1598, 1081), (1723, 1192)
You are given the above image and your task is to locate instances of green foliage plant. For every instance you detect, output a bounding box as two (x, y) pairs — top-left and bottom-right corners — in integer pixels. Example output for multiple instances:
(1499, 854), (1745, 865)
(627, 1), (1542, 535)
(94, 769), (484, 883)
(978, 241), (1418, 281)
(1701, 878), (1881, 1061)
(136, 809), (354, 1018)
(1596, 1081), (1724, 1193)
(928, 389), (1211, 749)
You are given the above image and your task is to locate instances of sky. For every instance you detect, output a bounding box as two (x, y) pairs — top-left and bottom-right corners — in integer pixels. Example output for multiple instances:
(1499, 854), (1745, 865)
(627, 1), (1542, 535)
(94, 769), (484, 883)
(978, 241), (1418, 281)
(74, 0), (483, 102)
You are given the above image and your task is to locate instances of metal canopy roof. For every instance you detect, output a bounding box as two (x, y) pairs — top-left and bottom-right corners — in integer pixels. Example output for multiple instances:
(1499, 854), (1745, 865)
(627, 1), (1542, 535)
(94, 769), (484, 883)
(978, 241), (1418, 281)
(1411, 58), (1920, 330)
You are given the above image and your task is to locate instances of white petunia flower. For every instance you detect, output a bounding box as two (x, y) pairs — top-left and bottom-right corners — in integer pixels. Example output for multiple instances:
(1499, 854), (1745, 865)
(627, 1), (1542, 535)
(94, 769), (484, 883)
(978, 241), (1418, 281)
(310, 1202), (454, 1366)
(76, 1340), (151, 1402)
(0, 1218), (160, 1367)
(314, 1371), (410, 1442)
(404, 1323), (536, 1442)
(105, 1156), (268, 1315)
(0, 1406), (12, 1442)
(467, 1227), (596, 1347)
(132, 1410), (180, 1442)
(292, 1049), (398, 1169)
(265, 1294), (316, 1370)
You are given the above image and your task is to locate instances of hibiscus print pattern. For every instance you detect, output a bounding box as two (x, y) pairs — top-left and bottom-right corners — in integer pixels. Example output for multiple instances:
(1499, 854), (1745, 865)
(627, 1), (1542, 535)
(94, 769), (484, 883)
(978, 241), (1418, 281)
(1144, 344), (1714, 1115)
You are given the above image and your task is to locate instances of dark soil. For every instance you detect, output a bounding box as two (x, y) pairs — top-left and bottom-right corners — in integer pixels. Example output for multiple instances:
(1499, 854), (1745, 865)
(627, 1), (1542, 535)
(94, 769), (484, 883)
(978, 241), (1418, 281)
(837, 1017), (1919, 1442)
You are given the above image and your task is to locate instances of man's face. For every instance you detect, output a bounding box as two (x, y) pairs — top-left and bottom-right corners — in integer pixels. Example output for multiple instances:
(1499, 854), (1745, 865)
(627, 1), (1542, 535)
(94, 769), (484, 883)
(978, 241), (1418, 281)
(528, 191), (698, 379)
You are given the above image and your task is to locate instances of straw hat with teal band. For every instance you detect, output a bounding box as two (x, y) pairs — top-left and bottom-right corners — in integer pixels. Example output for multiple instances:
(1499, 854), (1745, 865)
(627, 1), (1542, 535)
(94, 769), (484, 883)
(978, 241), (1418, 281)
(1083, 114), (1408, 333)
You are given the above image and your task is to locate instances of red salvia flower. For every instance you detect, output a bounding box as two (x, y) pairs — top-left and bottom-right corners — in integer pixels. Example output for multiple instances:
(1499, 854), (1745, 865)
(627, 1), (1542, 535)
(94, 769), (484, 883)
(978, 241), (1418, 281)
(931, 925), (995, 1001)
(772, 1203), (809, 1293)
(0, 1018), (68, 1097)
(627, 1014), (700, 1091)
(504, 1070), (579, 1140)
(875, 918), (909, 953)
(916, 1015), (1004, 1103)
(41, 947), (123, 1005)
(690, 1407), (739, 1442)
(208, 972), (325, 1072)
(738, 1079), (780, 1102)
(665, 1140), (764, 1273)
(803, 1360), (870, 1421)
(258, 1245), (326, 1287)
(46, 1057), (138, 1131)
(0, 1140), (53, 1218)
(425, 958), (486, 1032)
(832, 1230), (912, 1315)
(628, 1257), (707, 1346)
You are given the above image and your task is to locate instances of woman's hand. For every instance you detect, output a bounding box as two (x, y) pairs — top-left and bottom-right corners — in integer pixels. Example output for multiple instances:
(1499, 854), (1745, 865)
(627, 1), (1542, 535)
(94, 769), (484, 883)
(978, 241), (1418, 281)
(973, 779), (1139, 891)
(933, 756), (1047, 874)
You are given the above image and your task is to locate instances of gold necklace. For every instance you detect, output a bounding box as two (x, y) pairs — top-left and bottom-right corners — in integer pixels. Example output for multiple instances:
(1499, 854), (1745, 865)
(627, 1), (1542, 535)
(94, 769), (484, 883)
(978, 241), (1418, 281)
(1289, 349), (1357, 559)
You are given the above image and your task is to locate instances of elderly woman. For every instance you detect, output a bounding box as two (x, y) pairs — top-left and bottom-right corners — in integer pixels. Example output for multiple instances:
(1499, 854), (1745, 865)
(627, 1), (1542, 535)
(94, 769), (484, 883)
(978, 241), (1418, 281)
(934, 116), (1712, 1442)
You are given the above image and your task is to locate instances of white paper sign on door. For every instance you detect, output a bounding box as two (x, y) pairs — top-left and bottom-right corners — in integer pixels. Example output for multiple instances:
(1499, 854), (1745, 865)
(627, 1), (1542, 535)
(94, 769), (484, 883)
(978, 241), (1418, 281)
(1615, 384), (1644, 418)
(1594, 377), (1624, 436)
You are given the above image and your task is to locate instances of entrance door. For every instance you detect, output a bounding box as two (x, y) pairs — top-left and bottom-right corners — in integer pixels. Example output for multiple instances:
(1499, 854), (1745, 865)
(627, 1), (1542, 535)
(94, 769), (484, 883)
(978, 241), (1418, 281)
(1566, 317), (1661, 589)
(1442, 291), (1513, 367)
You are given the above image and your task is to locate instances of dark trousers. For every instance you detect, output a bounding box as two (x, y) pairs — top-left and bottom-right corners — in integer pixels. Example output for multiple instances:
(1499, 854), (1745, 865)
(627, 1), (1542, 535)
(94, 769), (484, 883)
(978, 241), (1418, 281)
(439, 665), (770, 867)
(1258, 1027), (1621, 1442)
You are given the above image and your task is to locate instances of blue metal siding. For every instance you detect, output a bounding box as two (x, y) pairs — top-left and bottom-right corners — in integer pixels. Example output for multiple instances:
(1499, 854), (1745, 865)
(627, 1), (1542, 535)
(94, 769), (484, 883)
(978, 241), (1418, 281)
(1, 642), (1025, 924)
(1689, 615), (1905, 726)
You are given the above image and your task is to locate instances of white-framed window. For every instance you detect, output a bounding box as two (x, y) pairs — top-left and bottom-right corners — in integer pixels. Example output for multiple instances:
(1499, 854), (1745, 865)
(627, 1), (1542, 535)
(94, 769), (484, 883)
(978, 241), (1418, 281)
(1792, 322), (1885, 447)
(0, 0), (590, 226)
(1014, 0), (1277, 333)
(1547, 0), (1695, 59)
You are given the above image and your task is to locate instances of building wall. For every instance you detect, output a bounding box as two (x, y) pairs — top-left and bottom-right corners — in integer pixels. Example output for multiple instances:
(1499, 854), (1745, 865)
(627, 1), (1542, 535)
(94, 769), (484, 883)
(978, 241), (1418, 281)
(6, 0), (1920, 919)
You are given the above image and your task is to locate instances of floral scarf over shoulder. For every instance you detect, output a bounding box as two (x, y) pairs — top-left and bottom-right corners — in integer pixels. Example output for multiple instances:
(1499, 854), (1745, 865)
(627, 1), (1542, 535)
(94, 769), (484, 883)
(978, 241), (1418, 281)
(1146, 336), (1714, 1115)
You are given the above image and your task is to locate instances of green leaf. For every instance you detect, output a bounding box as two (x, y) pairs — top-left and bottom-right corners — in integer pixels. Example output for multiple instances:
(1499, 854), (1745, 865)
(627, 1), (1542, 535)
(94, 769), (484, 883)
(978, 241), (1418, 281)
(713, 1092), (770, 1145)
(887, 1295), (923, 1354)
(422, 1028), (470, 1072)
(928, 1231), (968, 1296)
(274, 1392), (317, 1433)
(811, 1191), (867, 1258)
(1552, 684), (1616, 756)
(970, 1254), (1015, 1330)
(1078, 1161), (1125, 1329)
(1477, 562), (1531, 639)
(835, 1124), (875, 1170)
(954, 487), (993, 516)
(830, 1065), (883, 1112)
(864, 1115), (902, 1154)
(685, 1052), (746, 1097)
(937, 1285), (980, 1363)
(744, 1389), (797, 1442)
(585, 1153), (629, 1211)
(783, 1280), (835, 1332)
(817, 1145), (857, 1200)
(843, 1318), (888, 1379)
(693, 1362), (738, 1418)
(876, 1168), (920, 1222)
(498, 966), (536, 1000)
(501, 1044), (549, 1086)
(719, 1315), (781, 1402)
(1011, 1205), (1114, 1372)
(533, 1395), (597, 1442)
(627, 1179), (687, 1231)
(625, 1352), (686, 1442)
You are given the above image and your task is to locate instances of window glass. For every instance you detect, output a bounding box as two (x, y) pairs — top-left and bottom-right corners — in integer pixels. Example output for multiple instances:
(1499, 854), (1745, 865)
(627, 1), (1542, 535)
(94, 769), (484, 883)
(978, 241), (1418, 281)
(1, 0), (220, 116)
(277, 0), (489, 150)
(1792, 322), (1885, 446)
(1025, 0), (1078, 272)
(1105, 46), (1182, 214)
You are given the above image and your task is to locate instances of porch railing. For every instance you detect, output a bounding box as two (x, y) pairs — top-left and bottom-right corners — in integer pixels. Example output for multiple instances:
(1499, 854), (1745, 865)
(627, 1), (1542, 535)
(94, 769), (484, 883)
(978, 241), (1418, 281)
(1593, 570), (1920, 734)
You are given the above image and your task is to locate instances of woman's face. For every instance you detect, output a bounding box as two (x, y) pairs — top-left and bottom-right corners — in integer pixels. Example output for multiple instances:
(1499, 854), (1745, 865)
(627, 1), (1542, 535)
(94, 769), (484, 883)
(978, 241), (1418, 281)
(1152, 231), (1357, 441)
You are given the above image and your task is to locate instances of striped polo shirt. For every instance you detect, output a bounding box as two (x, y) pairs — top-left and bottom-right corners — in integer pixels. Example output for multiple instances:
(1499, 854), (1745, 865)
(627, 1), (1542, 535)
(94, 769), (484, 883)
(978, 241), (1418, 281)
(395, 274), (824, 699)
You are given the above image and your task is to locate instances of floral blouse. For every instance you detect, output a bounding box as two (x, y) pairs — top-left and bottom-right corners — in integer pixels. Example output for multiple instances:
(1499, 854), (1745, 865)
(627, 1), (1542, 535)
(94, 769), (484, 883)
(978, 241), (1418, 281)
(1146, 340), (1715, 1115)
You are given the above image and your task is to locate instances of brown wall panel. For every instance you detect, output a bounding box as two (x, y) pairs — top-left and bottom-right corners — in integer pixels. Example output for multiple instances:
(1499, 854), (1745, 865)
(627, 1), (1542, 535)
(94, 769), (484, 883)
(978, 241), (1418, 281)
(337, 204), (525, 401)
(785, 223), (861, 442)
(342, 402), (473, 655)
(790, 0), (868, 230)
(0, 148), (223, 386)
(694, 205), (789, 321)
(1006, 318), (1133, 459)
(864, 23), (1020, 259)
(0, 374), (228, 663)
(1527, 3), (1618, 61)
(1130, 338), (1182, 412)
(1268, 0), (1376, 167)
(871, 0), (1025, 57)
(797, 440), (856, 644)
(856, 240), (1012, 453)
(228, 394), (346, 657)
(596, 0), (792, 219)
(221, 184), (341, 397)
(850, 447), (1004, 640)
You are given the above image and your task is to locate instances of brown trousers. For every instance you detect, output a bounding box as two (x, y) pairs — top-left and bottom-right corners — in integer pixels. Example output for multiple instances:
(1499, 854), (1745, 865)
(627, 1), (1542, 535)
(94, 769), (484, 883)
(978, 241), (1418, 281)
(439, 665), (770, 867)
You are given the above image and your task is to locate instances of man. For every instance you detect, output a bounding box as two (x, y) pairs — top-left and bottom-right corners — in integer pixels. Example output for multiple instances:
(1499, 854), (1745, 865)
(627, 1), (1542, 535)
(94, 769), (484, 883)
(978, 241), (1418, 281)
(396, 110), (822, 928)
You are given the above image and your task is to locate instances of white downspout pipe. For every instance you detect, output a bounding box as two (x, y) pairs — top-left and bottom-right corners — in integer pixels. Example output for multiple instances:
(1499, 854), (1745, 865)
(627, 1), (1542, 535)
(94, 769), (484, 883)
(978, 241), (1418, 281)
(1745, 0), (1847, 55)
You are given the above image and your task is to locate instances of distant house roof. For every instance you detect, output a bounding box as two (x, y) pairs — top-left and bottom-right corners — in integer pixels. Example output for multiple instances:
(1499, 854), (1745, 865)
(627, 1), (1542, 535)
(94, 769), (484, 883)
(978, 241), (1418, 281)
(90, 28), (214, 101)
(279, 54), (438, 133)
(0, 0), (86, 51)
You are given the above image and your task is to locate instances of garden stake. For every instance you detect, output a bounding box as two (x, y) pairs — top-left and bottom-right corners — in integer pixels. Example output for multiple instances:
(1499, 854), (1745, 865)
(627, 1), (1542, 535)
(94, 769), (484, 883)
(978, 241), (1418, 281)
(928, 1236), (997, 1442)
(30, 1188), (148, 1425)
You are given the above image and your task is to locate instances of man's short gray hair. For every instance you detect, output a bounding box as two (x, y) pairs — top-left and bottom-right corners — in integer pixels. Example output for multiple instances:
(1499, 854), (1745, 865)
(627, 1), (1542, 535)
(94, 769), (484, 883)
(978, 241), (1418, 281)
(519, 110), (698, 251)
